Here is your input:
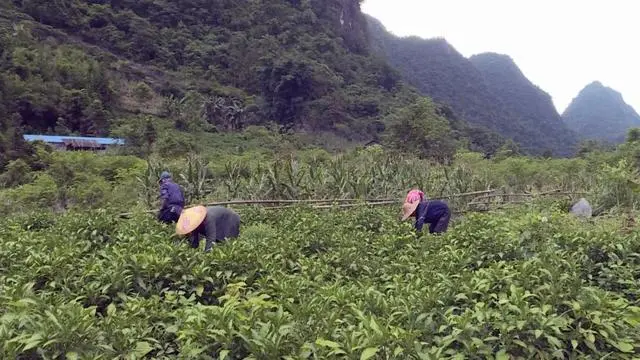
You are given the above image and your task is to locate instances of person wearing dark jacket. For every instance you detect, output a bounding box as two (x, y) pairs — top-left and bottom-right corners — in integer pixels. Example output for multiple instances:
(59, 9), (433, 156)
(401, 189), (451, 234)
(175, 205), (241, 252)
(189, 206), (240, 252)
(157, 171), (185, 224)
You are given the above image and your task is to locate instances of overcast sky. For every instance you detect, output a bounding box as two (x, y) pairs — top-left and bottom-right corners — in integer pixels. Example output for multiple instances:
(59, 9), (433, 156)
(362, 0), (639, 114)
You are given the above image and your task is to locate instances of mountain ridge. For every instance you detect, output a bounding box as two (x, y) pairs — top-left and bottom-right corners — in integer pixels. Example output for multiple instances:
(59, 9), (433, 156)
(366, 14), (578, 156)
(562, 81), (640, 143)
(469, 52), (578, 156)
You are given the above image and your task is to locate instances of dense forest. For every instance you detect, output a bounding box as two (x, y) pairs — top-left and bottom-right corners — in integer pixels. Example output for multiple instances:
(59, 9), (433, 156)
(563, 81), (640, 144)
(0, 0), (515, 172)
(366, 16), (578, 157)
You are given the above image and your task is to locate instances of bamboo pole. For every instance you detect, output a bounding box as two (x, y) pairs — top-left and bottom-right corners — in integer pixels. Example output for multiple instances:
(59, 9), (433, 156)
(261, 200), (399, 210)
(202, 198), (397, 206)
(471, 191), (587, 202)
(116, 189), (496, 218)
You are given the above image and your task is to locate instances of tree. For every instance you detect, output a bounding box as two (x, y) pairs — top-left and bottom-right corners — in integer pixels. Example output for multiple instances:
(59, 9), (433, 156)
(492, 139), (520, 160)
(576, 139), (610, 158)
(143, 116), (157, 158)
(132, 82), (154, 111)
(0, 159), (32, 187)
(627, 128), (640, 143)
(112, 115), (157, 158)
(387, 98), (456, 164)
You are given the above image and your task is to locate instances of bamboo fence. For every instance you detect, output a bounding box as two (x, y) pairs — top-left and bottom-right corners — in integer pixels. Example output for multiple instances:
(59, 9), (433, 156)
(117, 189), (586, 218)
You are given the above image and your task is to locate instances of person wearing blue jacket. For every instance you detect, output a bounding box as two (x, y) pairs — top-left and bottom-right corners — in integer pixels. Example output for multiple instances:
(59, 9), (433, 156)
(157, 171), (185, 224)
(401, 190), (451, 234)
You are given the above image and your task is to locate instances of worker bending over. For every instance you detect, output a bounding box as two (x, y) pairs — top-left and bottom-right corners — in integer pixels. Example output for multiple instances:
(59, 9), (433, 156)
(175, 205), (241, 252)
(401, 189), (451, 234)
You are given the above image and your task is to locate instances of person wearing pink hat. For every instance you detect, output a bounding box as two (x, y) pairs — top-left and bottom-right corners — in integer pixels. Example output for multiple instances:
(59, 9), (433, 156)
(401, 189), (450, 234)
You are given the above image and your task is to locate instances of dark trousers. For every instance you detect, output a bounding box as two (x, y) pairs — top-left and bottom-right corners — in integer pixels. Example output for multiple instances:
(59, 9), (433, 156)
(157, 205), (182, 224)
(429, 210), (451, 234)
(189, 235), (222, 252)
(189, 223), (239, 252)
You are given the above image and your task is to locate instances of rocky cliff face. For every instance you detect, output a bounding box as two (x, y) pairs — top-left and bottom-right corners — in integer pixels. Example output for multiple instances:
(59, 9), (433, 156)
(311, 0), (369, 54)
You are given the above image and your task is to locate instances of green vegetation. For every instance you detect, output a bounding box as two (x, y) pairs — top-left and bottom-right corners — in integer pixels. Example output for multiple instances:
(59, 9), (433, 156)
(3, 130), (640, 215)
(0, 144), (609, 214)
(2, 198), (640, 358)
(0, 1), (408, 145)
(2, 98), (640, 360)
(1, 0), (518, 174)
(2, 1), (640, 358)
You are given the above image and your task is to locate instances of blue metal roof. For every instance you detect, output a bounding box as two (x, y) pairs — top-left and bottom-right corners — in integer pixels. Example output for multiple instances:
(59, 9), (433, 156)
(23, 134), (125, 145)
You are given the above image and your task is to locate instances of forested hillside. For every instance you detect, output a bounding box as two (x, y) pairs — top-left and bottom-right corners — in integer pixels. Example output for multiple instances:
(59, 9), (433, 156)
(1, 0), (402, 136)
(366, 15), (577, 156)
(0, 0), (511, 171)
(563, 81), (640, 144)
(366, 16), (507, 131)
(469, 53), (578, 156)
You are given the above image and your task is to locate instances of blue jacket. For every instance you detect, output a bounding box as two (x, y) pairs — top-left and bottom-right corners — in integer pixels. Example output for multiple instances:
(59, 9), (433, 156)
(160, 180), (185, 209)
(415, 200), (449, 232)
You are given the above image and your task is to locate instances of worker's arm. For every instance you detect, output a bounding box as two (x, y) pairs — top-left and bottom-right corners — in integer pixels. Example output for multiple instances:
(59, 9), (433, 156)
(415, 203), (427, 232)
(415, 216), (426, 232)
(159, 183), (169, 206)
(189, 231), (199, 248)
(202, 214), (218, 252)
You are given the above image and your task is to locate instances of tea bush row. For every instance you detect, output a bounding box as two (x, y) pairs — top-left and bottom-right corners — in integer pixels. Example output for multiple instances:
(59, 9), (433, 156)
(1, 205), (639, 359)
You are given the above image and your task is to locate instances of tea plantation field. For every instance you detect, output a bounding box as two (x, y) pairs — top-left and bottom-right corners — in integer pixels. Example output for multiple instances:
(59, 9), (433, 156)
(1, 205), (639, 359)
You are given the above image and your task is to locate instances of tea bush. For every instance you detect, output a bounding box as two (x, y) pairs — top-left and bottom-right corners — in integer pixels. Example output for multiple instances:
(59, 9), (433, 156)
(1, 205), (639, 359)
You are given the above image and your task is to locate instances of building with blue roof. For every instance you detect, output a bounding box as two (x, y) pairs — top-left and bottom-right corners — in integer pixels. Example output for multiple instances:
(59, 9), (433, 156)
(23, 134), (125, 151)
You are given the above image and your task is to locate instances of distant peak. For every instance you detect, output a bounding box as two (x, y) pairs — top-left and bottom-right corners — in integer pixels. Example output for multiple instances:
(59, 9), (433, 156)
(585, 81), (604, 89)
(563, 80), (640, 143)
(469, 52), (524, 78)
(401, 35), (452, 46)
(579, 81), (622, 100)
(470, 52), (512, 60)
(364, 14), (386, 29)
(469, 52), (515, 63)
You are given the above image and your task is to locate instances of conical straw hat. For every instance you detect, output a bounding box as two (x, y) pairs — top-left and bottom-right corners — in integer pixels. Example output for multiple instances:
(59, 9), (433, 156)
(175, 205), (207, 235)
(401, 201), (420, 221)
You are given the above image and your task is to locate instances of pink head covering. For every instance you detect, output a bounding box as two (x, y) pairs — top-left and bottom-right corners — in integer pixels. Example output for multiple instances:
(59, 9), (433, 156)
(405, 189), (425, 204)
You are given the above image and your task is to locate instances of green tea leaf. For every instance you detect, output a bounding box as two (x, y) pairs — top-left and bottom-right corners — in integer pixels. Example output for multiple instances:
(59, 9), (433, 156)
(393, 346), (404, 356)
(135, 341), (153, 357)
(495, 349), (509, 360)
(22, 334), (43, 351)
(165, 325), (178, 333)
(614, 342), (634, 353)
(316, 339), (341, 349)
(586, 332), (595, 344)
(107, 303), (116, 316)
(219, 349), (230, 359)
(361, 347), (378, 360)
